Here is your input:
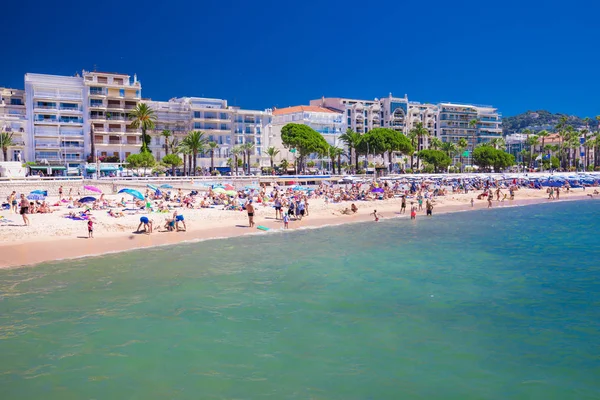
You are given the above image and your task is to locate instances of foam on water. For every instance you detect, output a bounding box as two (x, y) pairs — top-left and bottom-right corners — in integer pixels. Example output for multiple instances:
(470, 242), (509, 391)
(1, 200), (600, 399)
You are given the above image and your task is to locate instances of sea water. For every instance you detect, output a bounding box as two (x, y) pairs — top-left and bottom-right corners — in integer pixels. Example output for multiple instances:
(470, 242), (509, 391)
(1, 200), (599, 399)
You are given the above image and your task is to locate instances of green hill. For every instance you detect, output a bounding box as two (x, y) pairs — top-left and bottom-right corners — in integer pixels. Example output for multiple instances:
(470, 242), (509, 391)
(502, 110), (590, 134)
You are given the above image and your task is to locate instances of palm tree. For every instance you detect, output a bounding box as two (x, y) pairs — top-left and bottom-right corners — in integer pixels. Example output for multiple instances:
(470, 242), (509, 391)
(410, 122), (430, 170)
(208, 141), (219, 172)
(264, 146), (280, 169)
(89, 123), (96, 164)
(280, 159), (290, 173)
(441, 141), (458, 158)
(231, 145), (242, 175)
(327, 145), (344, 175)
(468, 118), (479, 166)
(0, 130), (15, 162)
(183, 131), (208, 176)
(429, 137), (442, 150)
(243, 142), (255, 174)
(490, 137), (506, 150)
(339, 129), (362, 171)
(129, 103), (157, 153)
(526, 135), (539, 169)
(161, 130), (172, 156)
(457, 137), (469, 172)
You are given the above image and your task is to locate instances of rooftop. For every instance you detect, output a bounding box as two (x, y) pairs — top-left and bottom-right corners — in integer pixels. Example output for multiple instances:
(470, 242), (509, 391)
(273, 105), (341, 116)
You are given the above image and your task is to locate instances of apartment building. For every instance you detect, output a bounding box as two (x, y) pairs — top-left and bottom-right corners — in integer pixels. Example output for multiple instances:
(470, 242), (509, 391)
(24, 74), (87, 171)
(0, 88), (27, 162)
(84, 71), (142, 162)
(269, 105), (344, 164)
(146, 98), (191, 159)
(310, 97), (382, 134)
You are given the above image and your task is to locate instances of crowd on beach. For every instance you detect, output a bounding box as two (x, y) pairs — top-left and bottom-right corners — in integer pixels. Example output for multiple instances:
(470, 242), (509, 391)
(3, 175), (600, 240)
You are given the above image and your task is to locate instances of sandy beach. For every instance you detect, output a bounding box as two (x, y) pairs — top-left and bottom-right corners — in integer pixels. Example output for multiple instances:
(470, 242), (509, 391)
(1, 182), (595, 269)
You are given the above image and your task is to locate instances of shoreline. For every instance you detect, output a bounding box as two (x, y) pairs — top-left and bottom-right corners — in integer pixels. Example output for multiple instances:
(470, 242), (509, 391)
(0, 194), (594, 269)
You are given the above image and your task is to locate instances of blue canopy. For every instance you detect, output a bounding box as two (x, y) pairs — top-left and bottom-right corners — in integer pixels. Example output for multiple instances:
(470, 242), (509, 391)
(27, 194), (45, 201)
(78, 196), (96, 203)
(147, 184), (158, 191)
(118, 188), (144, 200)
(30, 190), (47, 196)
(160, 184), (173, 189)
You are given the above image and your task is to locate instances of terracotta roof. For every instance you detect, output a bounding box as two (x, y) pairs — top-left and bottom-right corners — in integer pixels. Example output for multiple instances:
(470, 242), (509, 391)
(272, 105), (341, 115)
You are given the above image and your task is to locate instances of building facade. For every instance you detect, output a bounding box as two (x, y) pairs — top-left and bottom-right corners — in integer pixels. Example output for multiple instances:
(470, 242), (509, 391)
(269, 105), (344, 165)
(84, 71), (142, 162)
(0, 88), (27, 162)
(24, 74), (87, 171)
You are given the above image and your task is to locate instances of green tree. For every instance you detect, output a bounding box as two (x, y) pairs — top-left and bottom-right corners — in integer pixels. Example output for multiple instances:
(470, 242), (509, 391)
(162, 153), (182, 176)
(264, 146), (280, 169)
(281, 123), (329, 173)
(279, 159), (290, 173)
(468, 118), (479, 156)
(207, 141), (219, 172)
(183, 131), (208, 176)
(526, 135), (539, 169)
(0, 130), (15, 162)
(126, 151), (155, 176)
(231, 145), (242, 175)
(417, 149), (452, 173)
(457, 137), (469, 172)
(429, 137), (442, 150)
(327, 145), (344, 175)
(161, 130), (172, 156)
(441, 141), (458, 159)
(129, 103), (157, 153)
(410, 122), (430, 169)
(490, 137), (506, 150)
(339, 129), (362, 171)
(242, 142), (255, 174)
(472, 146), (514, 172)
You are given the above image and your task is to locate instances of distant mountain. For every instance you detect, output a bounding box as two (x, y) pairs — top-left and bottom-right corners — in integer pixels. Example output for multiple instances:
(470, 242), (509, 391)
(502, 110), (591, 134)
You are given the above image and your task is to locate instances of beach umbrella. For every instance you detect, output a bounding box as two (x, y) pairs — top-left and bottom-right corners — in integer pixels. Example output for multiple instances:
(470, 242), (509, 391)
(27, 194), (45, 201)
(30, 190), (47, 195)
(225, 190), (238, 196)
(160, 184), (173, 189)
(78, 196), (96, 203)
(223, 184), (235, 191)
(83, 185), (102, 194)
(213, 187), (226, 193)
(118, 188), (145, 200)
(147, 184), (158, 191)
(371, 188), (384, 193)
(244, 184), (260, 190)
(212, 184), (224, 189)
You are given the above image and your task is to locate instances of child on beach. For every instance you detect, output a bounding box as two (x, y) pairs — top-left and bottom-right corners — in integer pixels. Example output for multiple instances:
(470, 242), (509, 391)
(283, 212), (289, 229)
(470, 198), (474, 207)
(87, 219), (94, 238)
(410, 205), (417, 220)
(370, 210), (380, 222)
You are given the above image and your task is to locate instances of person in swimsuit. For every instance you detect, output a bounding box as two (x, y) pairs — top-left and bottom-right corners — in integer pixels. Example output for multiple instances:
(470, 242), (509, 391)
(288, 201), (295, 220)
(59, 185), (63, 200)
(137, 216), (153, 233)
(173, 211), (186, 231)
(9, 191), (18, 214)
(283, 212), (289, 229)
(400, 197), (406, 214)
(87, 219), (94, 238)
(19, 194), (30, 226)
(410, 205), (417, 220)
(370, 209), (380, 222)
(274, 195), (282, 220)
(246, 200), (255, 227)
(426, 200), (433, 216)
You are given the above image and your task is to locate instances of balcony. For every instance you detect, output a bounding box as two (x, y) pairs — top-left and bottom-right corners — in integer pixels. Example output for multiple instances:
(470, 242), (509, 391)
(35, 143), (61, 148)
(35, 104), (57, 110)
(107, 103), (123, 110)
(90, 102), (105, 108)
(61, 143), (84, 148)
(35, 154), (61, 161)
(124, 104), (136, 110)
(90, 114), (105, 120)
(59, 117), (83, 124)
(35, 116), (58, 124)
(107, 115), (125, 121)
(60, 130), (84, 137)
(60, 106), (82, 112)
(90, 89), (107, 96)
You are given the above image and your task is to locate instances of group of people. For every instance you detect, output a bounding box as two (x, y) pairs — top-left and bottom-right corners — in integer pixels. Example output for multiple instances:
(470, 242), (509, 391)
(136, 210), (187, 234)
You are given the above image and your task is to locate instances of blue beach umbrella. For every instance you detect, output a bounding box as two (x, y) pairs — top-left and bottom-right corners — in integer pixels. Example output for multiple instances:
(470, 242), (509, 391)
(160, 184), (173, 189)
(147, 184), (158, 191)
(78, 196), (96, 203)
(30, 190), (47, 196)
(27, 194), (46, 201)
(118, 188), (145, 200)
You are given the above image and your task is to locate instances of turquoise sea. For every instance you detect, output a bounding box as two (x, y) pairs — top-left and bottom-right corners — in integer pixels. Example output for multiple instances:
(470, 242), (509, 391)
(1, 200), (600, 399)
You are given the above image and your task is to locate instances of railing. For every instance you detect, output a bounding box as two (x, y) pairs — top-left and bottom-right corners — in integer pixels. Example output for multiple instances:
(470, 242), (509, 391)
(108, 140), (121, 144)
(61, 130), (84, 136)
(60, 106), (82, 111)
(90, 114), (105, 119)
(107, 104), (123, 109)
(90, 102), (104, 107)
(35, 105), (57, 110)
(108, 128), (123, 132)
(90, 90), (107, 96)
(107, 115), (125, 121)
(35, 117), (58, 123)
(59, 118), (83, 124)
(62, 144), (84, 148)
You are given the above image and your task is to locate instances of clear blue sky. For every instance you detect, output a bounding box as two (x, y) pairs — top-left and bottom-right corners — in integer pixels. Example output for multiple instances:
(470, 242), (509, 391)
(2, 0), (598, 117)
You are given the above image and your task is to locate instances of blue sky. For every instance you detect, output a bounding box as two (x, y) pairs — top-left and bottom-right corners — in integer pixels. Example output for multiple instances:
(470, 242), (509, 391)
(2, 0), (598, 117)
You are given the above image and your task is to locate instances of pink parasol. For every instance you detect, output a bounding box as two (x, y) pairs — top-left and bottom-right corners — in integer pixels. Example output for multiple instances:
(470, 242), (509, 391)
(84, 185), (102, 194)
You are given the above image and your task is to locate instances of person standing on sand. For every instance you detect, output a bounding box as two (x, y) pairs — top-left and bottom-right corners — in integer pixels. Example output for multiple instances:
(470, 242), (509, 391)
(59, 185), (63, 200)
(556, 187), (560, 200)
(400, 196), (407, 214)
(426, 200), (433, 216)
(487, 195), (493, 208)
(87, 219), (94, 238)
(283, 212), (289, 229)
(411, 205), (417, 220)
(471, 198), (474, 208)
(19, 194), (30, 226)
(9, 191), (17, 213)
(247, 200), (255, 228)
(274, 195), (282, 220)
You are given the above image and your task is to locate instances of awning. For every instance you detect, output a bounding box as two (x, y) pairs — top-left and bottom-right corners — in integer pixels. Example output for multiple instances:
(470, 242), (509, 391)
(29, 166), (66, 170)
(86, 166), (117, 172)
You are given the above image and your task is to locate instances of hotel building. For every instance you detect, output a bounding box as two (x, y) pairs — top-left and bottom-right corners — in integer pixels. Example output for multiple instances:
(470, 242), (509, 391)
(24, 74), (87, 171)
(146, 98), (191, 159)
(84, 71), (142, 162)
(269, 105), (344, 164)
(0, 88), (27, 162)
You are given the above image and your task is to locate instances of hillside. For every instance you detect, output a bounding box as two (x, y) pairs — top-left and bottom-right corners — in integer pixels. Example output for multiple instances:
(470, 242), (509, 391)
(502, 110), (591, 134)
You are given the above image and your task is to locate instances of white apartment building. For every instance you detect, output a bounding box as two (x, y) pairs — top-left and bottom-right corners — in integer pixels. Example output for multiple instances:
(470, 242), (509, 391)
(0, 88), (27, 162)
(24, 74), (87, 171)
(269, 105), (344, 164)
(84, 71), (142, 162)
(310, 97), (382, 134)
(146, 98), (191, 159)
(437, 103), (502, 164)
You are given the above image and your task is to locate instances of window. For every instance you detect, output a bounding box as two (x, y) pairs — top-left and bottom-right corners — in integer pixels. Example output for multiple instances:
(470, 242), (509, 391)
(194, 112), (201, 118)
(119, 89), (125, 97)
(220, 113), (228, 120)
(347, 110), (351, 116)
(90, 99), (103, 107)
(11, 98), (23, 105)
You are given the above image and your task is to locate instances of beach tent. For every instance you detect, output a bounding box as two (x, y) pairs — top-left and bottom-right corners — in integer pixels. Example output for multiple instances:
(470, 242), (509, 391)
(78, 196), (96, 203)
